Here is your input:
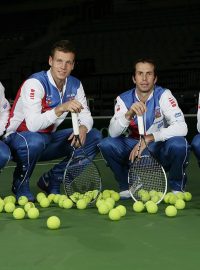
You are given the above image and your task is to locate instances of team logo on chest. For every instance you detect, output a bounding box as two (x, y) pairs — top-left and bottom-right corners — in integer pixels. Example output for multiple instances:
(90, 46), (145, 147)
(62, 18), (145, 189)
(154, 106), (161, 118)
(46, 95), (52, 105)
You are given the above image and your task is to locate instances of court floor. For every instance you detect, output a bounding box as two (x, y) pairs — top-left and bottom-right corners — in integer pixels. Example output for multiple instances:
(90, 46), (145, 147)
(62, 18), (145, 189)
(0, 153), (199, 270)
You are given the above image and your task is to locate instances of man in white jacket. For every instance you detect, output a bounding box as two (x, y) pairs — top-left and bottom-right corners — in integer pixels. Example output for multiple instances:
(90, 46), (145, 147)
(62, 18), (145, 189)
(4, 40), (102, 201)
(191, 93), (200, 166)
(0, 82), (11, 170)
(98, 58), (189, 199)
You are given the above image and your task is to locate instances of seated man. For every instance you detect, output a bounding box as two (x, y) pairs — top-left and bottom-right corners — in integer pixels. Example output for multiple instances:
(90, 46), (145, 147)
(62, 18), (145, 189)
(98, 58), (189, 199)
(191, 93), (200, 166)
(0, 82), (11, 171)
(4, 40), (102, 201)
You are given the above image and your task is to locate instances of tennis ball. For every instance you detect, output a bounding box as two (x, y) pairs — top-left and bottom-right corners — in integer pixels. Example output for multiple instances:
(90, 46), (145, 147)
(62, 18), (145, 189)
(105, 197), (115, 208)
(18, 196), (28, 206)
(102, 190), (110, 200)
(13, 208), (25, 219)
(133, 201), (145, 213)
(53, 194), (61, 204)
(175, 192), (185, 200)
(111, 192), (120, 202)
(163, 193), (170, 204)
(4, 195), (16, 204)
(96, 199), (104, 208)
(141, 192), (151, 202)
(105, 201), (114, 210)
(108, 208), (121, 221)
(47, 216), (61, 230)
(149, 190), (157, 197)
(98, 203), (109, 215)
(47, 194), (55, 202)
(4, 202), (16, 213)
(76, 199), (87, 209)
(146, 201), (158, 214)
(151, 195), (160, 203)
(24, 202), (35, 212)
(168, 194), (177, 205)
(36, 192), (46, 203)
(165, 205), (177, 217)
(184, 192), (192, 202)
(40, 197), (50, 208)
(175, 199), (186, 210)
(27, 207), (39, 219)
(62, 199), (73, 209)
(116, 205), (126, 217)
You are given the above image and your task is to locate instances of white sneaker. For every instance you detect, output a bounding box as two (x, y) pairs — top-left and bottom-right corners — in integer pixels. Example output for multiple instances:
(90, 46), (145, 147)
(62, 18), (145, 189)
(119, 190), (131, 199)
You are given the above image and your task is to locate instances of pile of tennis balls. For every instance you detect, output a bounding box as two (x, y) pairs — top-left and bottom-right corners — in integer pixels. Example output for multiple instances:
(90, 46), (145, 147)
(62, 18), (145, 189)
(132, 189), (192, 218)
(95, 189), (126, 221)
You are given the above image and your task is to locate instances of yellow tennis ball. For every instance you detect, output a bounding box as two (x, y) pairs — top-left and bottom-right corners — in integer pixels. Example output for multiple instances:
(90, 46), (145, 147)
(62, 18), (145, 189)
(105, 197), (115, 208)
(184, 192), (192, 202)
(27, 207), (39, 219)
(4, 195), (16, 204)
(24, 202), (35, 212)
(168, 194), (177, 205)
(116, 205), (126, 217)
(40, 197), (50, 208)
(76, 199), (87, 209)
(146, 201), (158, 214)
(62, 199), (73, 209)
(111, 192), (120, 202)
(18, 196), (28, 206)
(36, 192), (46, 203)
(0, 204), (4, 213)
(47, 194), (55, 202)
(175, 192), (184, 200)
(133, 201), (145, 213)
(4, 202), (16, 213)
(102, 190), (111, 199)
(13, 208), (25, 219)
(141, 192), (151, 202)
(151, 195), (160, 203)
(108, 208), (121, 221)
(175, 199), (186, 210)
(98, 203), (109, 215)
(53, 194), (61, 204)
(165, 205), (177, 217)
(47, 216), (60, 230)
(149, 190), (157, 197)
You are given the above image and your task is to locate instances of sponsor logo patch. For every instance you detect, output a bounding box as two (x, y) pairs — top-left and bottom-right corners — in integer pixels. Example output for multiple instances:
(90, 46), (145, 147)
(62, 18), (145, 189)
(168, 97), (176, 107)
(30, 89), (35, 99)
(154, 106), (161, 118)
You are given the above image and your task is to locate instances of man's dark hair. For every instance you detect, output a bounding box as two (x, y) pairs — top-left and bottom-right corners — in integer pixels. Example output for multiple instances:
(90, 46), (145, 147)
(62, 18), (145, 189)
(133, 58), (157, 77)
(50, 40), (76, 57)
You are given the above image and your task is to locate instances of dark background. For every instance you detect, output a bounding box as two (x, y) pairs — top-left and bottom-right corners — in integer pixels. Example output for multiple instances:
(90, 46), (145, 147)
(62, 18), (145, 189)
(0, 0), (200, 116)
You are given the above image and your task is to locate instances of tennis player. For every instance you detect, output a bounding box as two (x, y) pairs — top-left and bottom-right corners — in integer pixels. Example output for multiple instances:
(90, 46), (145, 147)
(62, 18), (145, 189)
(4, 40), (102, 201)
(191, 92), (200, 166)
(0, 82), (11, 170)
(98, 58), (189, 199)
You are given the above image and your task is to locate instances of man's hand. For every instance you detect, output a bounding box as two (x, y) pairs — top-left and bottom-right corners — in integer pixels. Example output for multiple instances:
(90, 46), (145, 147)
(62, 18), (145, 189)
(125, 101), (147, 121)
(55, 100), (83, 117)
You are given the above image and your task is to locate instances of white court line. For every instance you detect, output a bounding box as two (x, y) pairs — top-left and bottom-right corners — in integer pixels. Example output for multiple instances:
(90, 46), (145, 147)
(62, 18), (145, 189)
(4, 158), (104, 169)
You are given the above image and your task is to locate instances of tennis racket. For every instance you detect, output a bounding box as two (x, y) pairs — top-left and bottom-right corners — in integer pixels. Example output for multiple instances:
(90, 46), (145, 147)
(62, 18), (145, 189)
(63, 112), (102, 206)
(128, 115), (167, 204)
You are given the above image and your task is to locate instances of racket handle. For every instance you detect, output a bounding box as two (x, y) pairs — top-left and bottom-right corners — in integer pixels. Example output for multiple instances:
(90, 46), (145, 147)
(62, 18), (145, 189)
(71, 112), (79, 135)
(137, 115), (145, 135)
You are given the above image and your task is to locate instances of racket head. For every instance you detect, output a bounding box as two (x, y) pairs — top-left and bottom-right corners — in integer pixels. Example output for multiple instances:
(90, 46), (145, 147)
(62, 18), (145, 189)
(128, 155), (167, 204)
(63, 154), (102, 207)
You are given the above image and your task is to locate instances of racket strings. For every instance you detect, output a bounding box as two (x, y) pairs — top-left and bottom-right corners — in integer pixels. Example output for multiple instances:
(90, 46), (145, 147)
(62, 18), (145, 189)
(64, 156), (101, 204)
(129, 156), (166, 200)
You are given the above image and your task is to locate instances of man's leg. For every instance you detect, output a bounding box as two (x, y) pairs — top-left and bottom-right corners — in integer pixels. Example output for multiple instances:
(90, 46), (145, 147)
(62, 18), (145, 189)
(5, 132), (49, 201)
(98, 136), (138, 198)
(0, 141), (11, 170)
(38, 128), (102, 194)
(149, 137), (190, 192)
(191, 134), (200, 167)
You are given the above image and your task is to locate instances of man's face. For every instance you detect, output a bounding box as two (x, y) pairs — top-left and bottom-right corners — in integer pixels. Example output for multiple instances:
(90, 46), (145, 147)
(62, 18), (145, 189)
(49, 50), (75, 81)
(133, 62), (157, 94)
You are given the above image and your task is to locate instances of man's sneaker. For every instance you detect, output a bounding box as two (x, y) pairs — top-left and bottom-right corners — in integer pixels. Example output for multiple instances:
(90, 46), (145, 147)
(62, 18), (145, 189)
(12, 179), (35, 202)
(37, 172), (60, 195)
(119, 190), (131, 199)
